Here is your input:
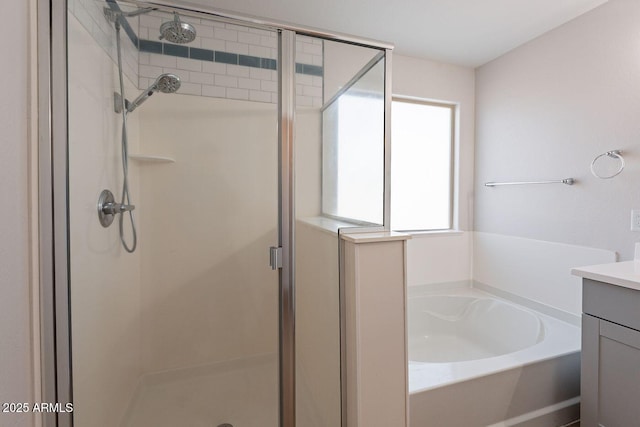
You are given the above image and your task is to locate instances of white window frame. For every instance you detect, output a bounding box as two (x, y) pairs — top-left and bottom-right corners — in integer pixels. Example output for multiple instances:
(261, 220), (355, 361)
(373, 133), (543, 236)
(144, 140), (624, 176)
(391, 96), (456, 232)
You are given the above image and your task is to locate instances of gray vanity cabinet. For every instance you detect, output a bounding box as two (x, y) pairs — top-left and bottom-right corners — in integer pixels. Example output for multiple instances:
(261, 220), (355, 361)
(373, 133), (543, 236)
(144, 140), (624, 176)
(581, 278), (640, 427)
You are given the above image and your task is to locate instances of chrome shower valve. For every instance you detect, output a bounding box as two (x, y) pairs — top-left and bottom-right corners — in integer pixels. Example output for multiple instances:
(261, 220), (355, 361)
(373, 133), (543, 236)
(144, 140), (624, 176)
(97, 189), (135, 228)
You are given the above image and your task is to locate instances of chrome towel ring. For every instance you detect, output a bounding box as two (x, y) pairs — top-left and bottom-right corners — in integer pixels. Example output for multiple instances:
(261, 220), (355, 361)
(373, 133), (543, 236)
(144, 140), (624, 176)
(590, 150), (624, 179)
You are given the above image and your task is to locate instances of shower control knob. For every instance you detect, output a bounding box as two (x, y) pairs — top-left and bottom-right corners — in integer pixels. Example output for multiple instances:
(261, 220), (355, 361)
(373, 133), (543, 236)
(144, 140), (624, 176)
(102, 202), (135, 214)
(97, 189), (135, 228)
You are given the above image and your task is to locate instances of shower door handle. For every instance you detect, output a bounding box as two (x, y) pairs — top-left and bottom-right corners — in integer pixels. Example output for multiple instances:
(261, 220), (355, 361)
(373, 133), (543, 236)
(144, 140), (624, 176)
(269, 246), (282, 270)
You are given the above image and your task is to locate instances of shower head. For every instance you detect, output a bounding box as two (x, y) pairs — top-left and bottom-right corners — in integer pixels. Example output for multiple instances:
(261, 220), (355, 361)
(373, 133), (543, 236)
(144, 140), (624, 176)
(127, 73), (181, 113)
(154, 73), (181, 93)
(159, 13), (196, 44)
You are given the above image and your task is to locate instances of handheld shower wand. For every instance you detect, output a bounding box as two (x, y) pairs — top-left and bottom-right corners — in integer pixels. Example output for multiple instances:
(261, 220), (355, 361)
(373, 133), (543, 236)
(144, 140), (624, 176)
(126, 74), (181, 113)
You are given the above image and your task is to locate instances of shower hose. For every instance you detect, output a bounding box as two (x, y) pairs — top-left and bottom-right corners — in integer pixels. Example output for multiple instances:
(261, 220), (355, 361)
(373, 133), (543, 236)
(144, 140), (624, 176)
(115, 21), (137, 253)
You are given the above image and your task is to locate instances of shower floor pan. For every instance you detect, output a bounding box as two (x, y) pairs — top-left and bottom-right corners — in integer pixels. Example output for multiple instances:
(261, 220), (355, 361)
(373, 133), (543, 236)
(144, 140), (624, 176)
(121, 353), (277, 427)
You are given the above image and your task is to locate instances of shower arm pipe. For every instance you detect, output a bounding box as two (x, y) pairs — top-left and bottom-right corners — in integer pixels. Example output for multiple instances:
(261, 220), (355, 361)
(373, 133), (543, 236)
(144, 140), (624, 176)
(117, 7), (156, 17)
(103, 5), (156, 25)
(484, 178), (575, 187)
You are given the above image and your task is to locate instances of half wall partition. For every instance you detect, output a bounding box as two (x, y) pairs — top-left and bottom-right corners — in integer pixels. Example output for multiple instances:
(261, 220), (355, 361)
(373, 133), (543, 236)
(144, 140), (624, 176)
(39, 1), (391, 426)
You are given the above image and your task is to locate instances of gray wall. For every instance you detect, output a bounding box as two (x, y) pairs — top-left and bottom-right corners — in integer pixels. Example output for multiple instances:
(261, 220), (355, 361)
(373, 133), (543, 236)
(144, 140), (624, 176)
(475, 0), (640, 261)
(0, 0), (34, 426)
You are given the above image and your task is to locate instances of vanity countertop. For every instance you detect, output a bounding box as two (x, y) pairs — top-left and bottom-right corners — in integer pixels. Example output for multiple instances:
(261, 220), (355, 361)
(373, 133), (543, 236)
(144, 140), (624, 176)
(572, 261), (640, 291)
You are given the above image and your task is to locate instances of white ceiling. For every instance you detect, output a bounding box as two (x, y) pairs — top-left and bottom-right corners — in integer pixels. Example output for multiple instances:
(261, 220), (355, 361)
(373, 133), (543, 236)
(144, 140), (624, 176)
(188, 0), (608, 67)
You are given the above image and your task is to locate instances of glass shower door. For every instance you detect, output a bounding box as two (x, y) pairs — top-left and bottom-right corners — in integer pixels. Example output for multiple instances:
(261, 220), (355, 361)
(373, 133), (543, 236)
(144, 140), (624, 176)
(67, 2), (280, 426)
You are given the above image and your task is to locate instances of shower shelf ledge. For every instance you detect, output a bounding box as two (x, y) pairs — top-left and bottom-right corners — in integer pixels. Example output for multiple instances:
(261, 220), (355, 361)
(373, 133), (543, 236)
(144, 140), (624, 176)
(128, 154), (175, 163)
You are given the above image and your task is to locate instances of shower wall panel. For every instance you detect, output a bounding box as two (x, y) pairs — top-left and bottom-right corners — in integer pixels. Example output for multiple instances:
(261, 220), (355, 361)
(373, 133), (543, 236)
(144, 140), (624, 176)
(137, 94), (279, 373)
(68, 14), (143, 427)
(295, 221), (341, 426)
(295, 100), (339, 425)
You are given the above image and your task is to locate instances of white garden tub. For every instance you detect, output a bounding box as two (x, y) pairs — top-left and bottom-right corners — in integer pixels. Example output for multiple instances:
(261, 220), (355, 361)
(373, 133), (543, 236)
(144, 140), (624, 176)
(408, 287), (581, 427)
(409, 295), (543, 363)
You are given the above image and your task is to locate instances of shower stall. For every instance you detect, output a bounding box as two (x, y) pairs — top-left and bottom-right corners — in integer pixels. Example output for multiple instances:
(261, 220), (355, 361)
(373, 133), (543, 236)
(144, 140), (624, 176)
(39, 0), (391, 426)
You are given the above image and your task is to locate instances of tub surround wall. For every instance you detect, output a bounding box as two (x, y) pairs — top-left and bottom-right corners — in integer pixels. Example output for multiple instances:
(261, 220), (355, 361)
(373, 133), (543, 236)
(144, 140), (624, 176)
(475, 0), (640, 261)
(407, 232), (472, 287)
(473, 232), (616, 317)
(68, 14), (143, 427)
(407, 232), (616, 321)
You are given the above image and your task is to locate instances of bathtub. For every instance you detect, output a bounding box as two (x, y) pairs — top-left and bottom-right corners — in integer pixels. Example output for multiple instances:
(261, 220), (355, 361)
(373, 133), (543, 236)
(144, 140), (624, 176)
(408, 286), (581, 427)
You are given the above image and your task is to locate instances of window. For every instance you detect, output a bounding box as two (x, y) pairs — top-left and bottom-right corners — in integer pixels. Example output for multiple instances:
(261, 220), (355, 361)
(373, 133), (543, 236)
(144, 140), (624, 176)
(391, 98), (455, 231)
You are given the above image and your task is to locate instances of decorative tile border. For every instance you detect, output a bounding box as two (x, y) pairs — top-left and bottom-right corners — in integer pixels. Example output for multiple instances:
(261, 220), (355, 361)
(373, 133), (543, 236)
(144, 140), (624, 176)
(139, 40), (280, 69)
(138, 39), (322, 76)
(295, 63), (323, 77)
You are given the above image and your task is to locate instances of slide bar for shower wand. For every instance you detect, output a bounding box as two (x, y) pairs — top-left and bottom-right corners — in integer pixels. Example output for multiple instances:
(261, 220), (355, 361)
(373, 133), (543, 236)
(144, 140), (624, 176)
(485, 178), (575, 187)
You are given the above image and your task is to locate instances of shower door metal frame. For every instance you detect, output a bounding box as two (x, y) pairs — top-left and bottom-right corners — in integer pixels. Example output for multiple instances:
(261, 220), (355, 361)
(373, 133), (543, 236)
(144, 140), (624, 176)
(37, 1), (73, 426)
(37, 1), (393, 426)
(278, 28), (296, 427)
